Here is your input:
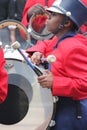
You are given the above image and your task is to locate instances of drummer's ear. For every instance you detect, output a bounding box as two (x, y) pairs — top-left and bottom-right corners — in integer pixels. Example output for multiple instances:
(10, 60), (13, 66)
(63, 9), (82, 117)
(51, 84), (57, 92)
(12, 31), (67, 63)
(64, 19), (73, 28)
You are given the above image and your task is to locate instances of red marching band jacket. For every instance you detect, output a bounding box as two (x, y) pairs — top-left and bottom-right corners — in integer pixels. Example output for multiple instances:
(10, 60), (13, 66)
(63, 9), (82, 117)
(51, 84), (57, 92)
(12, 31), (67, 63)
(26, 34), (87, 100)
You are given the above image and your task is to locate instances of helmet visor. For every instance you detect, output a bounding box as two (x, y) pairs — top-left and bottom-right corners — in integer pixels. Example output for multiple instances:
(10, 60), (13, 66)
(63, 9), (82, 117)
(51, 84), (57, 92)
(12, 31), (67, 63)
(46, 0), (64, 14)
(46, 6), (64, 14)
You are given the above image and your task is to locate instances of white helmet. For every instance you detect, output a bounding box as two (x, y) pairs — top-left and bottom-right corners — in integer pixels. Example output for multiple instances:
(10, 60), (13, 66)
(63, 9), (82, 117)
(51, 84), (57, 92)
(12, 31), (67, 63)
(47, 0), (87, 28)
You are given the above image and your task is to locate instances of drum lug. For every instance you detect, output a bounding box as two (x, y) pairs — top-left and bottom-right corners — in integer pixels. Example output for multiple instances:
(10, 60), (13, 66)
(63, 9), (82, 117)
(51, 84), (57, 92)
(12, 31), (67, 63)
(49, 120), (56, 127)
(5, 63), (14, 71)
(4, 45), (14, 53)
(53, 96), (59, 103)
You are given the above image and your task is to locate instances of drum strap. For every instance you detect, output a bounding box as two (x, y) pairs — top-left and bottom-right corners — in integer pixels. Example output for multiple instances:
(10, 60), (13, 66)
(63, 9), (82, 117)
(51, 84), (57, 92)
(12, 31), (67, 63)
(75, 100), (82, 119)
(57, 97), (82, 120)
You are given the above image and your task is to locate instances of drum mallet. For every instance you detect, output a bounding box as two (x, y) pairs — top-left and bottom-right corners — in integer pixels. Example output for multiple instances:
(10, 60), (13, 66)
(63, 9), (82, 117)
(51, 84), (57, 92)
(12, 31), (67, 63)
(11, 41), (43, 76)
(41, 55), (56, 69)
(11, 41), (56, 75)
(41, 55), (56, 63)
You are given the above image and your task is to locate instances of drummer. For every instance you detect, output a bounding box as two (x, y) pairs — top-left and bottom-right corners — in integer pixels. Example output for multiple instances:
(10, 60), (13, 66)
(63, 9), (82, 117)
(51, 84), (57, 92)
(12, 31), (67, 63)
(26, 0), (87, 130)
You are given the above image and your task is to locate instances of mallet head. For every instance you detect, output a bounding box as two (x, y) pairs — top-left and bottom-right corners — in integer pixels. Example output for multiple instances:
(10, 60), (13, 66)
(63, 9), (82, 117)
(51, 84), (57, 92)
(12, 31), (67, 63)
(11, 41), (21, 49)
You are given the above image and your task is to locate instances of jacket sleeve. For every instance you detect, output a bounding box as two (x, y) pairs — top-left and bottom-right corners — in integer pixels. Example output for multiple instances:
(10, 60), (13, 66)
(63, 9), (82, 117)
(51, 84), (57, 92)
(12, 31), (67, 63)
(26, 36), (58, 56)
(52, 42), (87, 100)
(0, 49), (8, 103)
(26, 40), (48, 55)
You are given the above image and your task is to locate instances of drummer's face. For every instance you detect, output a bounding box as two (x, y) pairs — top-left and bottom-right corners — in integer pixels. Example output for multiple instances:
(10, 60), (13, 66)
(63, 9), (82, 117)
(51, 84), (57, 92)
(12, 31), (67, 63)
(46, 12), (64, 33)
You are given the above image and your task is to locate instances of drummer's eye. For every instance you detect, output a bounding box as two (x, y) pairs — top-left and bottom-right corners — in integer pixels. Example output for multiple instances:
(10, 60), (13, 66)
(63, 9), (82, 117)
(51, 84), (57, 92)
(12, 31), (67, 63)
(51, 12), (59, 16)
(48, 11), (58, 16)
(46, 11), (59, 19)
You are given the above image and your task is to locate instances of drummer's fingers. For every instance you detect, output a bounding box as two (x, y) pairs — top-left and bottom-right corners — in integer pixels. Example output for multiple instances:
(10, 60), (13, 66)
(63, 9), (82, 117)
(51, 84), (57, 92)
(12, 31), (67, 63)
(38, 75), (46, 81)
(35, 4), (45, 13)
(38, 77), (52, 88)
(43, 69), (51, 75)
(38, 75), (50, 85)
(38, 71), (53, 87)
(30, 57), (38, 65)
(30, 4), (45, 16)
(30, 57), (36, 65)
(30, 52), (43, 65)
(30, 55), (41, 65)
(40, 83), (50, 88)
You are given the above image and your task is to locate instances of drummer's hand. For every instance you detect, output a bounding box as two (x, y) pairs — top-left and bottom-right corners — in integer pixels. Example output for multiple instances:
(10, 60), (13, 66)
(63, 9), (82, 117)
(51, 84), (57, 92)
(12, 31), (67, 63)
(27, 4), (45, 20)
(37, 70), (53, 89)
(30, 52), (43, 65)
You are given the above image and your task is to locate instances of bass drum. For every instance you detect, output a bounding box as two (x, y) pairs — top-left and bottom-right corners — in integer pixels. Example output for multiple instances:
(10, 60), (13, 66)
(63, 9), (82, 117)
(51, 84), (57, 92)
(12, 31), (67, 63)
(0, 49), (57, 130)
(0, 19), (32, 49)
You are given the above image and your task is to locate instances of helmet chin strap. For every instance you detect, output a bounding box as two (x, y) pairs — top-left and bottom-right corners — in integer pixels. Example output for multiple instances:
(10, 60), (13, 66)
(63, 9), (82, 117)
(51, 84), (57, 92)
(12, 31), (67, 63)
(53, 16), (68, 35)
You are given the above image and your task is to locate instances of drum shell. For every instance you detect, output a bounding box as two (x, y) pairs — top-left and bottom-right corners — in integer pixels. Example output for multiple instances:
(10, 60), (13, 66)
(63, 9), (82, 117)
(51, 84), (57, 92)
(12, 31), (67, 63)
(0, 58), (54, 130)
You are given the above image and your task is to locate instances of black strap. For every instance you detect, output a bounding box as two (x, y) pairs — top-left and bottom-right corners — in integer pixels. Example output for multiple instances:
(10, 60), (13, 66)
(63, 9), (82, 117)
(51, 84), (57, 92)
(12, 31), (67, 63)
(76, 100), (82, 119)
